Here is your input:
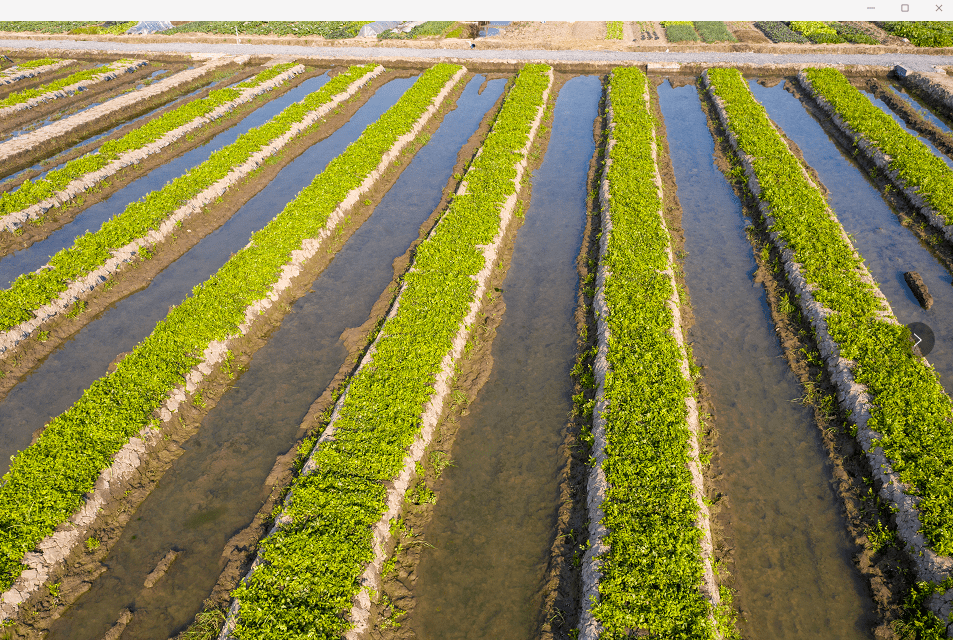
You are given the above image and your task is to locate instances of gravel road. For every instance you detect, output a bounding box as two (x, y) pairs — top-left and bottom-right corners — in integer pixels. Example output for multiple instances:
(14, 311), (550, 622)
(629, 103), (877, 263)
(4, 37), (953, 72)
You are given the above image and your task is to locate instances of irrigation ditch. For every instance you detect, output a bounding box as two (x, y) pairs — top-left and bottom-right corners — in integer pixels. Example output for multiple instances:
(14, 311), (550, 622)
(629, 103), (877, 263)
(1, 50), (953, 639)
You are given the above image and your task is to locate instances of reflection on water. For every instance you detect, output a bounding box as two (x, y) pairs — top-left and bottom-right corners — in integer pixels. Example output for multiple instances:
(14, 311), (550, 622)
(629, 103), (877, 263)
(752, 79), (953, 400)
(46, 74), (504, 640)
(659, 78), (874, 639)
(413, 75), (600, 640)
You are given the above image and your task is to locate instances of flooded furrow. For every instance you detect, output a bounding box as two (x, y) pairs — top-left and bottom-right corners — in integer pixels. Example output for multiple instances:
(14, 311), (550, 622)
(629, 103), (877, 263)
(857, 86), (953, 168)
(658, 78), (874, 639)
(0, 78), (221, 190)
(45, 73), (504, 640)
(888, 81), (953, 135)
(0, 63), (162, 143)
(750, 79), (953, 399)
(0, 70), (330, 282)
(410, 75), (600, 640)
(0, 76), (417, 476)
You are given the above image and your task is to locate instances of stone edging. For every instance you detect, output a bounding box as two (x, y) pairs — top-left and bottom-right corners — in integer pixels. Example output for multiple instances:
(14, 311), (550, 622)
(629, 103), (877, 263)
(216, 66), (552, 640)
(702, 69), (953, 632)
(0, 59), (76, 86)
(578, 76), (720, 640)
(0, 64), (386, 623)
(0, 65), (379, 361)
(0, 58), (147, 118)
(797, 70), (953, 246)
(0, 62), (306, 232)
(0, 55), (242, 163)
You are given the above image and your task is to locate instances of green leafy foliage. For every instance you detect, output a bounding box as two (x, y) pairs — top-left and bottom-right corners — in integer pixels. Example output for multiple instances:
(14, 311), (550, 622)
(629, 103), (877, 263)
(11, 58), (60, 70)
(377, 21), (457, 40)
(0, 59), (140, 108)
(879, 21), (953, 47)
(804, 68), (953, 227)
(0, 63), (343, 333)
(693, 21), (737, 43)
(162, 21), (371, 38)
(707, 66), (953, 558)
(753, 21), (810, 43)
(0, 64), (384, 592)
(606, 21), (624, 40)
(0, 21), (100, 33)
(832, 22), (879, 44)
(592, 67), (713, 639)
(790, 21), (846, 43)
(662, 22), (700, 42)
(230, 63), (551, 639)
(0, 63), (297, 219)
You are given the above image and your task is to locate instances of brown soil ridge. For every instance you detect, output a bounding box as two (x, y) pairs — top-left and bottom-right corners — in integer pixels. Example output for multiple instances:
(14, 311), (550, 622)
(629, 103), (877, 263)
(0, 65), (386, 625)
(0, 59), (76, 86)
(217, 67), (554, 640)
(0, 64), (375, 363)
(0, 60), (305, 232)
(703, 68), (953, 627)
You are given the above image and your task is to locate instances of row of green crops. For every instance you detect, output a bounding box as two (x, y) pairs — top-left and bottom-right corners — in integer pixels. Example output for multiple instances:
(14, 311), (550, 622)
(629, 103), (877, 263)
(661, 21), (700, 42)
(8, 58), (60, 71)
(65, 22), (138, 36)
(0, 62), (300, 218)
(705, 67), (953, 565)
(377, 21), (457, 40)
(753, 21), (810, 43)
(587, 66), (715, 639)
(0, 58), (142, 108)
(606, 21), (624, 39)
(693, 21), (737, 43)
(787, 21), (878, 44)
(0, 62), (463, 594)
(0, 64), (378, 333)
(227, 63), (552, 639)
(879, 21), (953, 47)
(0, 22), (99, 33)
(802, 67), (953, 227)
(162, 21), (370, 38)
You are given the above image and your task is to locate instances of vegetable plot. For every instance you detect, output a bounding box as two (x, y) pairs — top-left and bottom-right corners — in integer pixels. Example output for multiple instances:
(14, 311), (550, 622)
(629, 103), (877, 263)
(703, 66), (953, 626)
(0, 58), (146, 113)
(0, 58), (75, 86)
(798, 67), (953, 241)
(579, 66), (719, 640)
(0, 62), (464, 620)
(221, 63), (552, 640)
(0, 62), (303, 230)
(0, 64), (381, 349)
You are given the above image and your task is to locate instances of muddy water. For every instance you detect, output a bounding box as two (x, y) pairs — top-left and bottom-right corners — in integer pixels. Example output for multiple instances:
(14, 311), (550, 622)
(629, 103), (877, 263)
(46, 74), (505, 640)
(658, 79), (874, 639)
(0, 81), (217, 189)
(0, 76), (417, 476)
(858, 87), (953, 168)
(411, 75), (600, 640)
(0, 71), (331, 285)
(751, 79), (953, 400)
(888, 82), (953, 135)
